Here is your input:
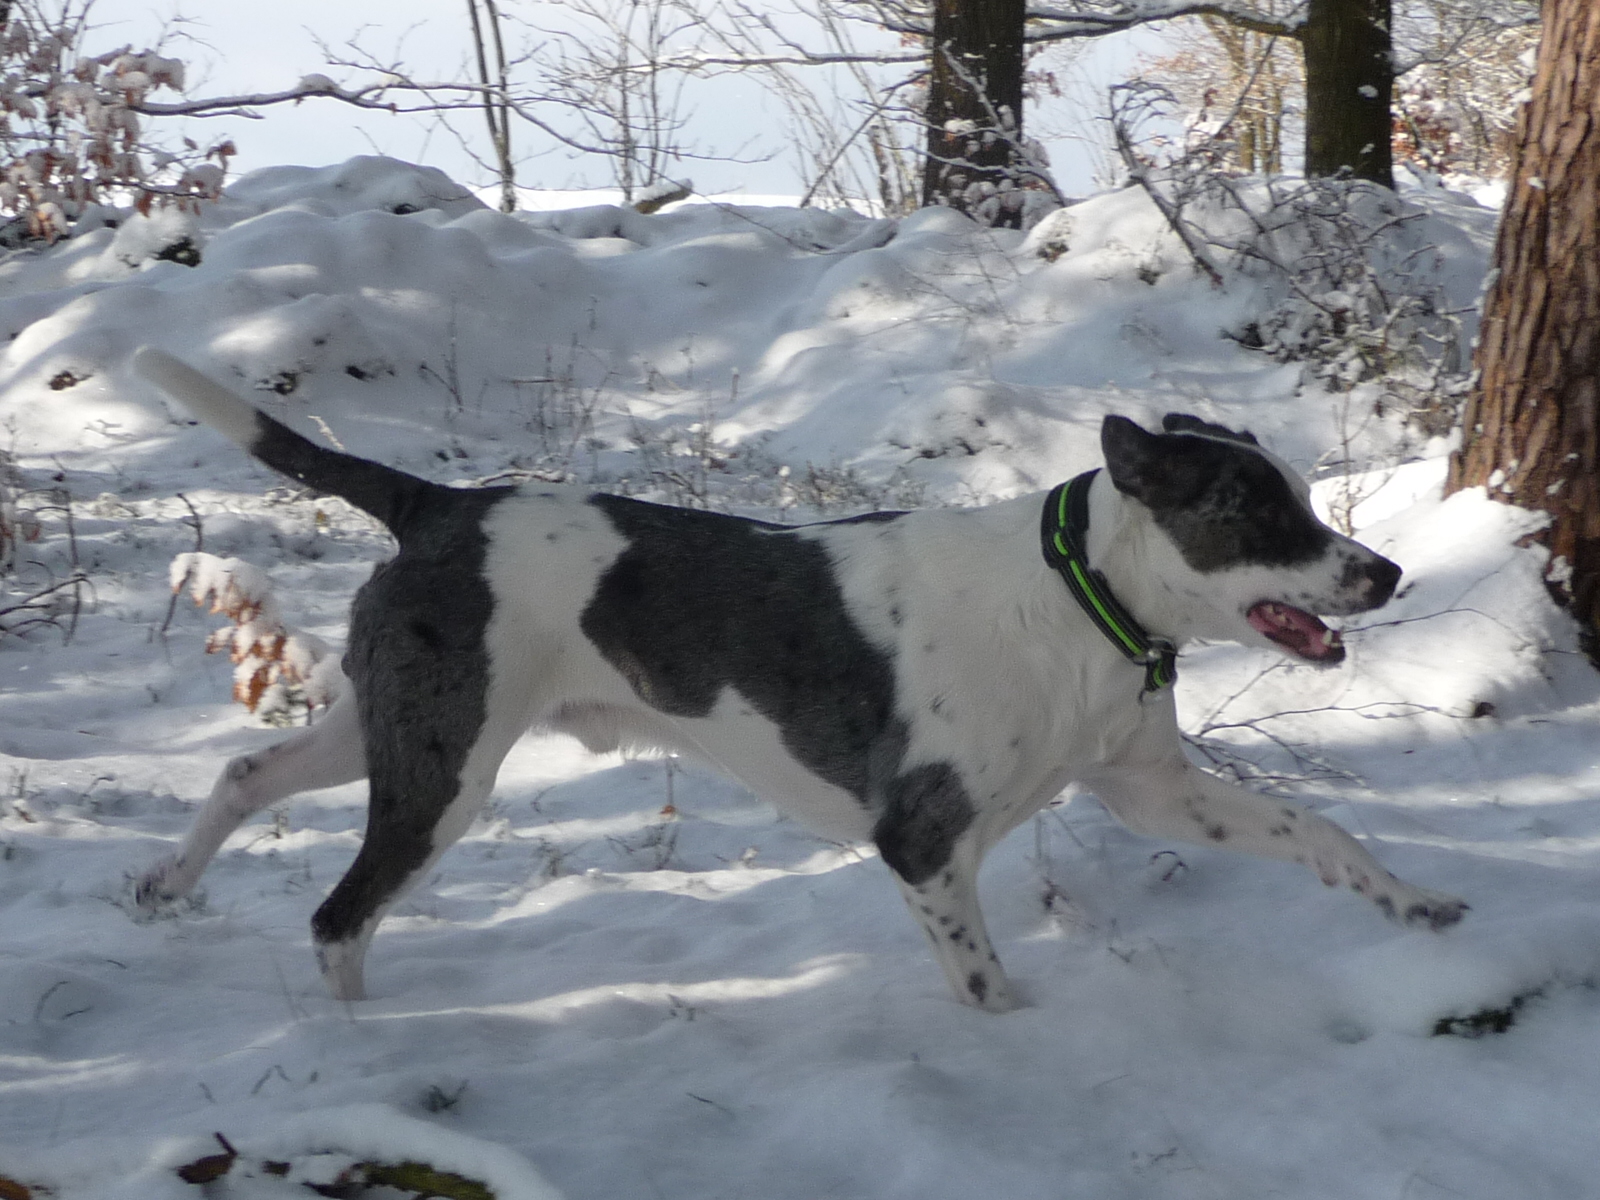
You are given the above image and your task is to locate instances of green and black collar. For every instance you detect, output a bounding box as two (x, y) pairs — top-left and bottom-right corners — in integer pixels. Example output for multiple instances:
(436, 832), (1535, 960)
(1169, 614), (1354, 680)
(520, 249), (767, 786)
(1041, 470), (1177, 694)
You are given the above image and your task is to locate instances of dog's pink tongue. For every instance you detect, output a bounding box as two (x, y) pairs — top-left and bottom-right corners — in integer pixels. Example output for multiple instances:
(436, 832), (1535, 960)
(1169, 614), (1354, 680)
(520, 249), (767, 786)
(1247, 601), (1344, 663)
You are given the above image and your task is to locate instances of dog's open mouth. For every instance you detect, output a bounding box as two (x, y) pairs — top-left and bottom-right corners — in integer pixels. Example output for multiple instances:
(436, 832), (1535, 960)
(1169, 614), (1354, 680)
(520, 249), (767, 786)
(1247, 601), (1345, 664)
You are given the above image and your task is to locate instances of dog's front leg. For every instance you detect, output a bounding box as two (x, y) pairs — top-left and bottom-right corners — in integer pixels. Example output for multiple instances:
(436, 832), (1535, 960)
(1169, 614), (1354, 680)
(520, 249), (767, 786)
(875, 791), (1017, 1013)
(888, 856), (1017, 1012)
(1088, 759), (1467, 931)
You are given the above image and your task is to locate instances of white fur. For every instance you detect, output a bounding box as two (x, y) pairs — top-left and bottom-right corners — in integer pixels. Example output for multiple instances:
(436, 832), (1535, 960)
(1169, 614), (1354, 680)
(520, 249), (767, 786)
(134, 348), (263, 447)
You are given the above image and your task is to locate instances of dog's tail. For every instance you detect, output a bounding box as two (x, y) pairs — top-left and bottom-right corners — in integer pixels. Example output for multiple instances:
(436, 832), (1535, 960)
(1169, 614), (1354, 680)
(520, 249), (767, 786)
(135, 347), (439, 538)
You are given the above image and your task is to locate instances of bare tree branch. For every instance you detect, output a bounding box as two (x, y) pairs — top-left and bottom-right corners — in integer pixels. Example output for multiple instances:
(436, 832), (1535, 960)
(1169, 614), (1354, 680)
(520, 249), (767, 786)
(1024, 1), (1306, 41)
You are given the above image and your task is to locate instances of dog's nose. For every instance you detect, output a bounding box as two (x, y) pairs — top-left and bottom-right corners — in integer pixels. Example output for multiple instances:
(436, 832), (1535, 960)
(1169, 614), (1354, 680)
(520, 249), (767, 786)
(1364, 555), (1401, 604)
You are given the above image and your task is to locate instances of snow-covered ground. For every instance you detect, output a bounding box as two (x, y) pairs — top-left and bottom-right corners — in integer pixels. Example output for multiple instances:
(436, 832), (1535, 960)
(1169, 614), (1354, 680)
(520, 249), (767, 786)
(1, 157), (1597, 1199)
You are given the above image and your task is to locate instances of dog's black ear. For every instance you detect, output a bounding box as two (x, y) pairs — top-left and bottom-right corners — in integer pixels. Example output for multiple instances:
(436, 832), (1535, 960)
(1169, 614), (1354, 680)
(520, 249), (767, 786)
(1101, 415), (1164, 501)
(1162, 412), (1259, 446)
(1103, 414), (1214, 508)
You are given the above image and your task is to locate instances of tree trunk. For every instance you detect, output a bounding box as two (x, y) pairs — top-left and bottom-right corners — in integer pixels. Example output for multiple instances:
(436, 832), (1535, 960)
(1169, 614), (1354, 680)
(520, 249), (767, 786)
(922, 0), (1028, 224)
(1447, 0), (1600, 660)
(1301, 0), (1394, 187)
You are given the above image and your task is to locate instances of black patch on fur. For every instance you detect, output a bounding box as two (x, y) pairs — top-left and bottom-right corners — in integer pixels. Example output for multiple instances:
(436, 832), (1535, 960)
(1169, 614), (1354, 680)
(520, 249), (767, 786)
(582, 495), (905, 805)
(1101, 416), (1331, 573)
(584, 493), (974, 884)
(967, 971), (988, 1003)
(311, 487), (510, 945)
(873, 763), (975, 886)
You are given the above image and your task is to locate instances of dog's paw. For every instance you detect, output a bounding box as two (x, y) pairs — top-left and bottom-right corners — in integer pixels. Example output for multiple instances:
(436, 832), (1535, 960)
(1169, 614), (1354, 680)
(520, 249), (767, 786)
(956, 966), (1023, 1013)
(129, 857), (195, 915)
(1405, 892), (1469, 932)
(1375, 887), (1469, 932)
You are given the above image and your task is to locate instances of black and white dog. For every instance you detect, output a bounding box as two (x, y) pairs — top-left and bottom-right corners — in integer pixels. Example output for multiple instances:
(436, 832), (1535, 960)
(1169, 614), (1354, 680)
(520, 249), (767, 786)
(133, 348), (1464, 1011)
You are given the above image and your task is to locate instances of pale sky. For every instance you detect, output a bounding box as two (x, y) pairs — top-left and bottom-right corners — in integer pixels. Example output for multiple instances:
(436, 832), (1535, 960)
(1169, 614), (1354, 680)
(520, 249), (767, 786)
(105, 2), (1148, 200)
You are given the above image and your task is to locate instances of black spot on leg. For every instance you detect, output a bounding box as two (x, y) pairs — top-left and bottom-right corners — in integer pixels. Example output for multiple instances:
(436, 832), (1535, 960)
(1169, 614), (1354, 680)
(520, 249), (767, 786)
(1374, 895), (1397, 920)
(1205, 824), (1229, 842)
(546, 531), (561, 542)
(967, 972), (989, 1004)
(225, 756), (259, 781)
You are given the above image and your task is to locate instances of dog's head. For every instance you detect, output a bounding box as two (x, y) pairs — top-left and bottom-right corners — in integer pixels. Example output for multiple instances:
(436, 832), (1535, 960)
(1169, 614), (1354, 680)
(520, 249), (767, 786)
(1099, 413), (1400, 665)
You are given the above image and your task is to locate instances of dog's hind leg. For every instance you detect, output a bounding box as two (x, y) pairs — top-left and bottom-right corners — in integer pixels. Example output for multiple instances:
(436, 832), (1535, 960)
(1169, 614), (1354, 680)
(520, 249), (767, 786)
(135, 691), (366, 909)
(310, 698), (527, 1001)
(309, 568), (538, 1001)
(1088, 758), (1467, 931)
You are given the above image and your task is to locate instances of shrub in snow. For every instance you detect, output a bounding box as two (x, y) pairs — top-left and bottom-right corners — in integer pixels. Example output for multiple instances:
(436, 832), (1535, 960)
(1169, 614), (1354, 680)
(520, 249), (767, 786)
(170, 551), (340, 723)
(1111, 82), (1473, 452)
(0, 4), (232, 242)
(0, 452), (22, 576)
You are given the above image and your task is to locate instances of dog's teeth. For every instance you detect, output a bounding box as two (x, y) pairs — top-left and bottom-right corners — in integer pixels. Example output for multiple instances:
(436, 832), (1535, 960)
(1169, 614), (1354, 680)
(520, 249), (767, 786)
(1322, 629), (1338, 646)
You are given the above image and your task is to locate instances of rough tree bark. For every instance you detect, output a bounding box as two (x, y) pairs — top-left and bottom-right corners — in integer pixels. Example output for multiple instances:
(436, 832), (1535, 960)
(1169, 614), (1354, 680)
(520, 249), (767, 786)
(1447, 0), (1600, 659)
(1301, 0), (1394, 187)
(922, 0), (1028, 222)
